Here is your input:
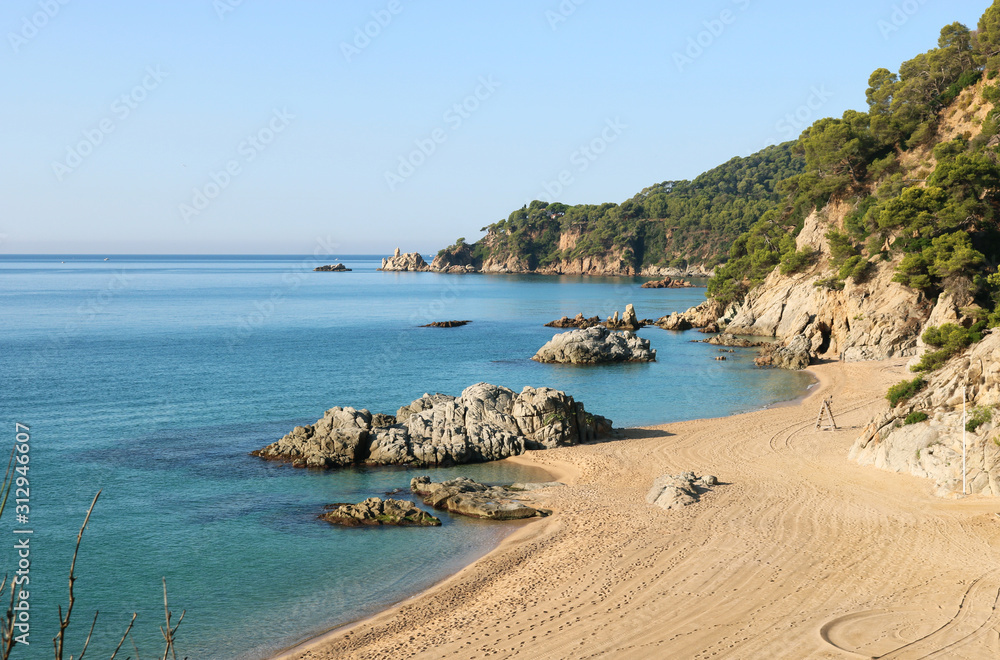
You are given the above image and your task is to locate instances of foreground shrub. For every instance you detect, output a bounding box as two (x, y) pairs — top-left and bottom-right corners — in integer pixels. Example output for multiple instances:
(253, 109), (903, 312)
(887, 377), (927, 407)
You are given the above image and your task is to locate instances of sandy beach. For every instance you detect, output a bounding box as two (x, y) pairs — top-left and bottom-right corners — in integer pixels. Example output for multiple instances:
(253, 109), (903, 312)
(276, 358), (1000, 659)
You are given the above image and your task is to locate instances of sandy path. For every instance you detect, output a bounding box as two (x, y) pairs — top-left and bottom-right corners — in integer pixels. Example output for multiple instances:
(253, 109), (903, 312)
(277, 359), (1000, 659)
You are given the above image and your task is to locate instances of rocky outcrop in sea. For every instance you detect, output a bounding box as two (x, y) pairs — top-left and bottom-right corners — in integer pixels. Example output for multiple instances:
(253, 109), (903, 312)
(420, 320), (471, 328)
(253, 383), (612, 468)
(320, 497), (442, 527)
(379, 248), (431, 272)
(641, 277), (695, 289)
(410, 476), (552, 520)
(314, 263), (351, 272)
(532, 326), (655, 364)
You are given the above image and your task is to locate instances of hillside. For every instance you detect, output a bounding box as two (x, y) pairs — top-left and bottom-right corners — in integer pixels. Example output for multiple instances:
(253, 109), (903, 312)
(431, 142), (804, 276)
(673, 3), (1000, 495)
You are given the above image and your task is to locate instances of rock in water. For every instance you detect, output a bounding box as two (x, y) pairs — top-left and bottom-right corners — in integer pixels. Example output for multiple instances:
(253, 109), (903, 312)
(545, 313), (603, 329)
(646, 472), (718, 510)
(410, 476), (549, 520)
(641, 278), (694, 288)
(253, 383), (613, 468)
(532, 326), (656, 364)
(320, 497), (441, 526)
(379, 250), (431, 272)
(313, 263), (352, 272)
(420, 320), (471, 328)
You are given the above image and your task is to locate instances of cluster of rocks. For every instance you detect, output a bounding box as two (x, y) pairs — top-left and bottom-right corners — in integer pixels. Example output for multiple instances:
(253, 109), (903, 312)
(546, 304), (653, 331)
(379, 248), (431, 272)
(532, 326), (656, 364)
(253, 383), (612, 469)
(411, 476), (553, 520)
(752, 335), (814, 370)
(545, 313), (604, 329)
(320, 497), (441, 527)
(420, 320), (471, 328)
(605, 304), (644, 331)
(641, 277), (694, 289)
(314, 263), (351, 272)
(646, 472), (718, 511)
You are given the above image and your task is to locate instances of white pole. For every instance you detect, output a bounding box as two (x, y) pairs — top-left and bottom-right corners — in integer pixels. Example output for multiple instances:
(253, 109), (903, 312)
(962, 375), (967, 495)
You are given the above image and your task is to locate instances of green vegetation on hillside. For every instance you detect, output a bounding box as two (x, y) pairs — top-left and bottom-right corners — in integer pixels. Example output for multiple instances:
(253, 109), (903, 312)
(438, 142), (804, 272)
(709, 2), (1000, 323)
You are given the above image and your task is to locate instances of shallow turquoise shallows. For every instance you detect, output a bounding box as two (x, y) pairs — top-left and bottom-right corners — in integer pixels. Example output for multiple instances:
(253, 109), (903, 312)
(0, 255), (812, 659)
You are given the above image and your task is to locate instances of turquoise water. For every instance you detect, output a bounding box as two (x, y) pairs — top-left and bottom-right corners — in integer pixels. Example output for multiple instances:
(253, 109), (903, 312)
(0, 255), (812, 658)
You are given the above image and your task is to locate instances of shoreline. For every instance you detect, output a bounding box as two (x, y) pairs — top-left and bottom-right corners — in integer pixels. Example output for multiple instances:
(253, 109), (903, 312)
(272, 357), (1000, 659)
(266, 362), (843, 660)
(269, 456), (574, 660)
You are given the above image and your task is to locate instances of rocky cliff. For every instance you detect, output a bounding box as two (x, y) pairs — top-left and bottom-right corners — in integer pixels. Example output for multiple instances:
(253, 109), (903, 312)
(718, 208), (932, 361)
(850, 331), (1000, 496)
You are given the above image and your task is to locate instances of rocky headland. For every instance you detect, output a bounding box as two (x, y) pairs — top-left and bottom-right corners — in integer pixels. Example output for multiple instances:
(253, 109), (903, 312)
(532, 326), (655, 364)
(320, 497), (441, 527)
(252, 383), (612, 469)
(410, 476), (552, 520)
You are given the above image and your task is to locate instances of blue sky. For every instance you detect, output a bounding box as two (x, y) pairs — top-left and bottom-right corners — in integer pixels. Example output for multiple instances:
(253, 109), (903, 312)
(0, 0), (991, 254)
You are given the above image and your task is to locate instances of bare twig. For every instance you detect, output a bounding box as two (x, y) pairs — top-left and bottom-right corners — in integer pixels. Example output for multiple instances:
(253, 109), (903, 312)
(158, 579), (184, 660)
(1, 576), (15, 660)
(130, 631), (141, 660)
(76, 610), (99, 659)
(109, 613), (137, 660)
(54, 491), (101, 660)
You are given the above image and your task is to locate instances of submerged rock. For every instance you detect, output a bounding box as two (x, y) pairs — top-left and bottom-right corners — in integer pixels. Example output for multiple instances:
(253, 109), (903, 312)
(253, 383), (612, 468)
(410, 476), (551, 520)
(320, 497), (441, 527)
(532, 326), (655, 364)
(646, 472), (718, 511)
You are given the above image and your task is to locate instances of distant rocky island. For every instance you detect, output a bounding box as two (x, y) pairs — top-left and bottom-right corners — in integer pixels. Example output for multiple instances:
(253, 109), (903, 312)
(253, 383), (612, 469)
(314, 263), (351, 272)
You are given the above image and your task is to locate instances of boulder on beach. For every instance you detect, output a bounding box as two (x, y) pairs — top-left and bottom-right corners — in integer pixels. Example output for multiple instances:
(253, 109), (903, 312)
(646, 472), (718, 511)
(532, 326), (655, 364)
(320, 497), (441, 527)
(252, 383), (612, 468)
(410, 476), (553, 520)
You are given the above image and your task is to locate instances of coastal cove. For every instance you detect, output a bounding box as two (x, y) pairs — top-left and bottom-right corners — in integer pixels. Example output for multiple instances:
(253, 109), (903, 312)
(0, 255), (813, 659)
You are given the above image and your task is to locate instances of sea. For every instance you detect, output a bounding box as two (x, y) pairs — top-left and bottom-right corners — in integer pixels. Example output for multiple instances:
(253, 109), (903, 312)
(0, 255), (813, 659)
